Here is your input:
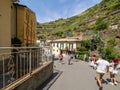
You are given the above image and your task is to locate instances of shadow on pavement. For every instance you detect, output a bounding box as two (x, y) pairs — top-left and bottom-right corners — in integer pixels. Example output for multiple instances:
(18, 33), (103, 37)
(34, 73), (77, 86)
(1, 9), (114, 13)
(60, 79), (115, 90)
(53, 58), (59, 61)
(102, 79), (108, 84)
(36, 70), (63, 90)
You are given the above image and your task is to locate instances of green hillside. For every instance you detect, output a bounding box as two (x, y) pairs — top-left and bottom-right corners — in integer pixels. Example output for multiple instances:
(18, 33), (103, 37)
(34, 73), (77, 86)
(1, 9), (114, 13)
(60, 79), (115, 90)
(36, 0), (120, 39)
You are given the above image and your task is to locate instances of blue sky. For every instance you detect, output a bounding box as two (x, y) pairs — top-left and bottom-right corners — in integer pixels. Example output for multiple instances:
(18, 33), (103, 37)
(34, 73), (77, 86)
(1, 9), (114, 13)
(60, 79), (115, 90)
(19, 0), (102, 23)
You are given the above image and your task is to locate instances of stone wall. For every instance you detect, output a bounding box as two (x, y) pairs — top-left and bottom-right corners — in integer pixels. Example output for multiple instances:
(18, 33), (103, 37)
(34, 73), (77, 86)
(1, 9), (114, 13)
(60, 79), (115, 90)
(4, 61), (53, 90)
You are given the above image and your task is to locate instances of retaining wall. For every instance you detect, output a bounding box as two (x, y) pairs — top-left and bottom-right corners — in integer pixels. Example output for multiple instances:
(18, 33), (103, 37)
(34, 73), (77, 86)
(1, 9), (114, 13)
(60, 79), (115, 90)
(4, 61), (53, 90)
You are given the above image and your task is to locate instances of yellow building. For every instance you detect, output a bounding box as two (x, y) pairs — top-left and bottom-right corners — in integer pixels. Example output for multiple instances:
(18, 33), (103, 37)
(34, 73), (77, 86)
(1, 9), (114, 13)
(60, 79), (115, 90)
(11, 3), (37, 46)
(0, 1), (36, 47)
(0, 0), (19, 47)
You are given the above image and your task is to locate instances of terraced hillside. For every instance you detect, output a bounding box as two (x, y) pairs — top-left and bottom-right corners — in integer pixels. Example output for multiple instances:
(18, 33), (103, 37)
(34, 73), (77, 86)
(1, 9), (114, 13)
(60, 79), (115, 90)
(37, 0), (120, 40)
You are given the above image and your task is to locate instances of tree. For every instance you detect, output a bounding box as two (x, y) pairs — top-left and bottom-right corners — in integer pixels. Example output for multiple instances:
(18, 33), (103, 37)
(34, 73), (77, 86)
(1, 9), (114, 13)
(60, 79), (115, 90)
(37, 34), (46, 39)
(90, 33), (104, 51)
(81, 40), (91, 50)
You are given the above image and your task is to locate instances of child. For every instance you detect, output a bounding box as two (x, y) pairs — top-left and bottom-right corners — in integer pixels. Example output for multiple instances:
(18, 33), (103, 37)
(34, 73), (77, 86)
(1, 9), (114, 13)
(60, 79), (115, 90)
(109, 58), (120, 85)
(90, 55), (97, 69)
(59, 53), (63, 63)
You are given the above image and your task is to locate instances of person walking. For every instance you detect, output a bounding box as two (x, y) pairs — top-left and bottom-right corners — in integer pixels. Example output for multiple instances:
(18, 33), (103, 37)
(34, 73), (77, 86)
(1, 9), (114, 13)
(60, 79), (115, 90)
(83, 54), (86, 61)
(68, 54), (73, 65)
(68, 52), (73, 65)
(109, 58), (120, 85)
(90, 55), (97, 69)
(58, 52), (63, 63)
(94, 55), (109, 90)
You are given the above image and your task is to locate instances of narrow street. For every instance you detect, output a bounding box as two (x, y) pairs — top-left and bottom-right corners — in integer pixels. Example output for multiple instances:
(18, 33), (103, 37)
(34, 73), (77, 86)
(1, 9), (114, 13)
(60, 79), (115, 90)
(48, 55), (120, 90)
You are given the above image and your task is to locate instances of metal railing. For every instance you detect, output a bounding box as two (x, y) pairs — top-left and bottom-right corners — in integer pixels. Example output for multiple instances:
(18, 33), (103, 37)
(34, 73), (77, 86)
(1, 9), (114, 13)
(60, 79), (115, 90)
(0, 47), (52, 89)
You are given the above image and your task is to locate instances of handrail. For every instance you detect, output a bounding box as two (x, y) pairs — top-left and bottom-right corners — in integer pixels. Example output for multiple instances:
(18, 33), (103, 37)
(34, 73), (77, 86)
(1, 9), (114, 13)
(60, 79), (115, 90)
(0, 46), (52, 89)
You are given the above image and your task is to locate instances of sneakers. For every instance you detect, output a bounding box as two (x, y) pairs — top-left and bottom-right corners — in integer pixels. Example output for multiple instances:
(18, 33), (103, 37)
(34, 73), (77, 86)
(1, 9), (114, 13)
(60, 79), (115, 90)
(95, 77), (97, 80)
(114, 82), (118, 85)
(109, 82), (114, 85)
(109, 82), (118, 85)
(99, 86), (103, 90)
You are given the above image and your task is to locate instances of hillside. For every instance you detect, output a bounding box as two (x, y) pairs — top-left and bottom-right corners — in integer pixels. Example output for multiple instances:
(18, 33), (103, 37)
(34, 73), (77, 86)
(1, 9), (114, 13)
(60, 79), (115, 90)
(36, 0), (120, 39)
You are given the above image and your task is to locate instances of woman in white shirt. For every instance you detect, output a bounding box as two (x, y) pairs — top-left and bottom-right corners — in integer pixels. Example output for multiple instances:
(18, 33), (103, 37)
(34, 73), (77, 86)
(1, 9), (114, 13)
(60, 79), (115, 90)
(109, 58), (120, 85)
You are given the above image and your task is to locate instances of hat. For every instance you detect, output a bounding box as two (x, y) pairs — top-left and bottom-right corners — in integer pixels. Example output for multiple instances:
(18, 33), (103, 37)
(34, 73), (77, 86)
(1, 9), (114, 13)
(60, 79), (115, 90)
(113, 58), (119, 64)
(101, 55), (106, 59)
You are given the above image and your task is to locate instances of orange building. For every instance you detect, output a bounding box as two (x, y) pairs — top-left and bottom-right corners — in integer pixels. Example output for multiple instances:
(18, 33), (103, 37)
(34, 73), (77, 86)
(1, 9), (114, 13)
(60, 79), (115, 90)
(0, 1), (37, 47)
(11, 3), (37, 46)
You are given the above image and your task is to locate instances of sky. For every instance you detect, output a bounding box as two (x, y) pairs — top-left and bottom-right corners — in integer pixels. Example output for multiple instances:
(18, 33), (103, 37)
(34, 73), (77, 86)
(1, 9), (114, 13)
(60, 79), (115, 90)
(19, 0), (102, 23)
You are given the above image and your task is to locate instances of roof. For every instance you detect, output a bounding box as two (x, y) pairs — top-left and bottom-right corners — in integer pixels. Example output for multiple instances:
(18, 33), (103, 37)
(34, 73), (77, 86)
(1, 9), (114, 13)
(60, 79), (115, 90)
(12, 0), (19, 2)
(13, 3), (27, 8)
(51, 37), (83, 42)
(13, 3), (36, 15)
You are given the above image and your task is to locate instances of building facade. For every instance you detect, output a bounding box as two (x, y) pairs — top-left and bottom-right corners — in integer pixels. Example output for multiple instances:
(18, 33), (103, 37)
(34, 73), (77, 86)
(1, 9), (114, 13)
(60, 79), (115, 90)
(49, 37), (82, 57)
(11, 3), (37, 46)
(0, 1), (36, 47)
(0, 0), (18, 47)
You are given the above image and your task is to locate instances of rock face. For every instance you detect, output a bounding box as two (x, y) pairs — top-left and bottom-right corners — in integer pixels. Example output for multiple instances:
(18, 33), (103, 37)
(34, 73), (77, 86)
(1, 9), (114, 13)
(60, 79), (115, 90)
(97, 29), (120, 52)
(102, 29), (120, 53)
(78, 28), (120, 54)
(101, 29), (120, 39)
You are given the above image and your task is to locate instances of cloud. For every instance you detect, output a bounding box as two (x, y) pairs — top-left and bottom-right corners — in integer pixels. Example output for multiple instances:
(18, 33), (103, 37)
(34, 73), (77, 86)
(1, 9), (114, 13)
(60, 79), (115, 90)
(24, 0), (102, 23)
(69, 0), (101, 16)
(91, 0), (102, 3)
(20, 0), (32, 6)
(70, 3), (88, 16)
(46, 11), (62, 20)
(37, 10), (63, 23)
(61, 1), (89, 17)
(37, 1), (96, 23)
(38, 16), (53, 23)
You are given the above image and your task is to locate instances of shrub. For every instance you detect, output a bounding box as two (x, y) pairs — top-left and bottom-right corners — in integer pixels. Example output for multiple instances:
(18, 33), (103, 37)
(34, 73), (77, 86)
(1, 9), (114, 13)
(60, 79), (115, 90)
(107, 37), (117, 47)
(100, 46), (116, 62)
(95, 17), (108, 30)
(11, 37), (22, 47)
(81, 40), (91, 50)
(77, 47), (87, 52)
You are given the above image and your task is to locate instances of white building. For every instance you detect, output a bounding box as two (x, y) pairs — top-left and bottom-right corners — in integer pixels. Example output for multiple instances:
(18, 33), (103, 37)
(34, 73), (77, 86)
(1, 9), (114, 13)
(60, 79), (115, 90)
(49, 37), (83, 57)
(110, 24), (118, 29)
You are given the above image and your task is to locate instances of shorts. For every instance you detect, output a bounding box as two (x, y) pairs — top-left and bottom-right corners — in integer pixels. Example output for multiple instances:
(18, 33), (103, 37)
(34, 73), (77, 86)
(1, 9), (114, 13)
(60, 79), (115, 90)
(96, 72), (104, 79)
(60, 58), (63, 61)
(110, 72), (115, 78)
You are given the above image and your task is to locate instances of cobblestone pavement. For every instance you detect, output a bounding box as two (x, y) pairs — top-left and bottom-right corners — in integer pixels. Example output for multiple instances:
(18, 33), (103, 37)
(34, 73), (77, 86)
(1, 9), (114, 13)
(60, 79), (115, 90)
(48, 56), (120, 90)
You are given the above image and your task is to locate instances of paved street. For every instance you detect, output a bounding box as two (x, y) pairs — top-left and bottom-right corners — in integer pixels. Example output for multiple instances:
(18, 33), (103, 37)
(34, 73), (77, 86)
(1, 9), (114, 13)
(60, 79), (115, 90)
(48, 56), (120, 90)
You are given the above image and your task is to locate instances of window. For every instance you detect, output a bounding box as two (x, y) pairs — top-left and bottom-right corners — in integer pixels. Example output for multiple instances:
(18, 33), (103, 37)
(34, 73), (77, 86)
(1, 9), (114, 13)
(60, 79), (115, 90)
(57, 43), (58, 47)
(69, 43), (73, 50)
(60, 43), (64, 49)
(52, 43), (55, 47)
